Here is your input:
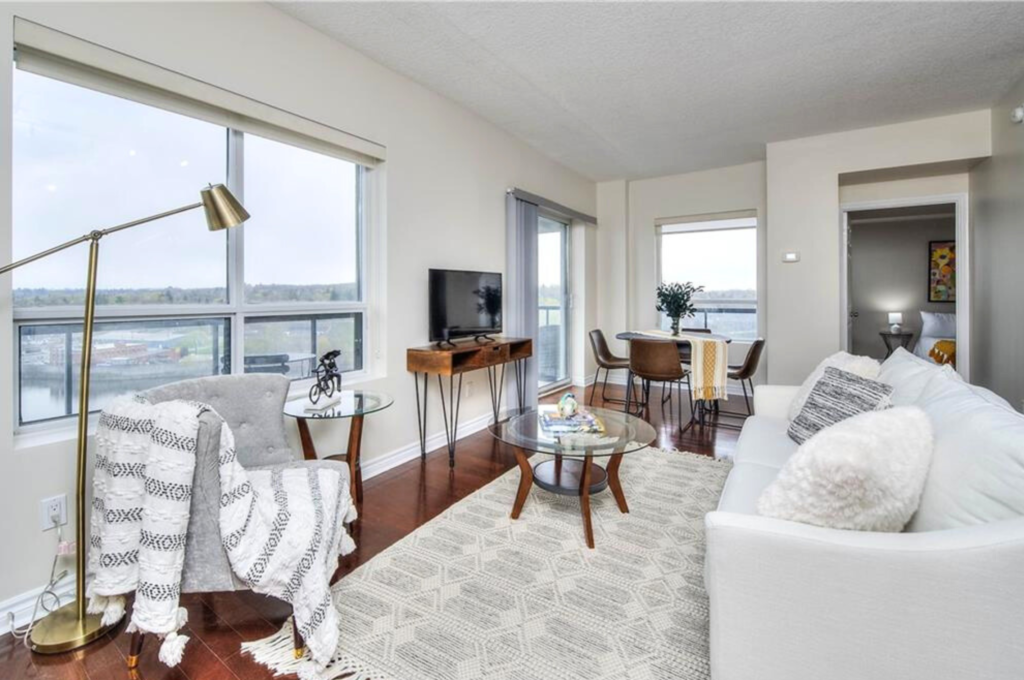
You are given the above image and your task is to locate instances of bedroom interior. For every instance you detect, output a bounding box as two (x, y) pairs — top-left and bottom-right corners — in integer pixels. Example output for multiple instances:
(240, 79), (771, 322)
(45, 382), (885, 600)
(0, 3), (1023, 680)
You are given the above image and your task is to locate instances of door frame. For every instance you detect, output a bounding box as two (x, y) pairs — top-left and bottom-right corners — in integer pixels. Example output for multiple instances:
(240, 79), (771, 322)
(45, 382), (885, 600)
(839, 193), (970, 380)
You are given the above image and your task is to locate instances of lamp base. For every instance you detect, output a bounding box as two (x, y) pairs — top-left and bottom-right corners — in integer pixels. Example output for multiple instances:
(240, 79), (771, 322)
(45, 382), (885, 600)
(29, 601), (122, 654)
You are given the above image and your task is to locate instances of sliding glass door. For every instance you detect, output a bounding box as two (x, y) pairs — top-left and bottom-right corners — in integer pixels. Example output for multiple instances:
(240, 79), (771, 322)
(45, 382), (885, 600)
(538, 214), (570, 392)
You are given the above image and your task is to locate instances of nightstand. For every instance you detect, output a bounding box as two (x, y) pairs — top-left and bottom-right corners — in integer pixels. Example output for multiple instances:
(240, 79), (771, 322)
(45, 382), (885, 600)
(880, 331), (914, 359)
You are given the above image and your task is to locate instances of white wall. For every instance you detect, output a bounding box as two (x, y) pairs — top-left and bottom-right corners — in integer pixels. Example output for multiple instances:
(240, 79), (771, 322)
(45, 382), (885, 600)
(0, 2), (595, 603)
(970, 73), (1024, 411)
(839, 173), (969, 204)
(594, 163), (767, 376)
(766, 111), (991, 383)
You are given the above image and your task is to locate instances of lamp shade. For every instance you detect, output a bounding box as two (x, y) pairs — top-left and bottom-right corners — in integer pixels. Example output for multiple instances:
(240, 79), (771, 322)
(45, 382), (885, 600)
(888, 312), (903, 325)
(201, 184), (250, 231)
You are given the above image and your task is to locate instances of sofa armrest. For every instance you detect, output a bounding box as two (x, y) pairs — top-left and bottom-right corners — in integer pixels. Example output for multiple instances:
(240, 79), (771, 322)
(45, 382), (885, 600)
(752, 385), (799, 419)
(704, 511), (1024, 680)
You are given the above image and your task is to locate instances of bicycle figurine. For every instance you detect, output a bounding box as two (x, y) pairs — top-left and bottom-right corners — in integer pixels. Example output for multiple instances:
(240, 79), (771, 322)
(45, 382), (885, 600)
(309, 349), (343, 404)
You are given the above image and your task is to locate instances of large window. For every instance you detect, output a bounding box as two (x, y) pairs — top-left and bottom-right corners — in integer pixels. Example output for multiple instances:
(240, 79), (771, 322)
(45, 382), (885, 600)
(13, 68), (368, 425)
(657, 215), (757, 340)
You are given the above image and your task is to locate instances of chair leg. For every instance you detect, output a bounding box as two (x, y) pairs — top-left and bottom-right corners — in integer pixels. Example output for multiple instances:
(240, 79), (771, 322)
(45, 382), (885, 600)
(293, 614), (305, 659)
(127, 631), (144, 669)
(624, 371), (633, 415)
(741, 378), (752, 416)
(589, 367), (600, 406)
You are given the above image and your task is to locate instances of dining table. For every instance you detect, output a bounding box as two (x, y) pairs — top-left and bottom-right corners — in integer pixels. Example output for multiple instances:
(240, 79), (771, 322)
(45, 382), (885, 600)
(615, 330), (732, 429)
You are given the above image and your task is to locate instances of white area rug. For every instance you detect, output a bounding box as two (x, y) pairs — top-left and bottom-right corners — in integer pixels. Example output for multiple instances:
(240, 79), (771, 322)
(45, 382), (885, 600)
(244, 447), (731, 679)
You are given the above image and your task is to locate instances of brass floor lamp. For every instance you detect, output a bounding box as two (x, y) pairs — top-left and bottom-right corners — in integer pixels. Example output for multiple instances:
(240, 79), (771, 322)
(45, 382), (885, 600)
(0, 184), (249, 654)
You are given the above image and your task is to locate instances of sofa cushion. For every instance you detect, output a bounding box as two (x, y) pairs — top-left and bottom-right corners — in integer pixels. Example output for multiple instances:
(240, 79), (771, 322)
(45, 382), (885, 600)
(907, 372), (1024, 531)
(788, 351), (881, 421)
(717, 462), (780, 515)
(878, 347), (954, 406)
(732, 415), (797, 468)
(758, 407), (934, 532)
(788, 367), (893, 445)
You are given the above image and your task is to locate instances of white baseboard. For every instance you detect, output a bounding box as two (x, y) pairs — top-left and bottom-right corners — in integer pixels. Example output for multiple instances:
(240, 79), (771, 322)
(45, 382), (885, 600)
(0, 571), (76, 631)
(360, 409), (498, 480)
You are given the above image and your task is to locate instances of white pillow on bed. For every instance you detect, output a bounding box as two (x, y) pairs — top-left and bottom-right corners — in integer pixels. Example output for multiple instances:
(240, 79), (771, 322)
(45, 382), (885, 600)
(921, 311), (956, 337)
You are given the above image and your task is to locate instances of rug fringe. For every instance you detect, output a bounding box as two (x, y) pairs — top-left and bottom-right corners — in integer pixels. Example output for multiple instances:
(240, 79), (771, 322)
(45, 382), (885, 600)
(241, 618), (388, 680)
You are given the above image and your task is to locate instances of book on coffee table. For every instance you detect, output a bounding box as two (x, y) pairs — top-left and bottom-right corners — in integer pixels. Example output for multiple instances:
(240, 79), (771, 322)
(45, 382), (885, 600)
(540, 408), (605, 435)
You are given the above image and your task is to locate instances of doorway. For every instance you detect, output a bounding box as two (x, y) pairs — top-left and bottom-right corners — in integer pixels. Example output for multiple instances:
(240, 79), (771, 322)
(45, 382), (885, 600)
(840, 195), (969, 379)
(538, 213), (570, 392)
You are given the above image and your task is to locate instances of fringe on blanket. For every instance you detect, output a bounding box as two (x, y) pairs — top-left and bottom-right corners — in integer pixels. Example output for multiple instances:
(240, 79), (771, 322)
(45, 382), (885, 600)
(241, 618), (386, 680)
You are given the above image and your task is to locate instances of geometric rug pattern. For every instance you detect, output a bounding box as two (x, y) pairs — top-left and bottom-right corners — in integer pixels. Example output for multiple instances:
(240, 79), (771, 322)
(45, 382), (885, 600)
(250, 447), (731, 679)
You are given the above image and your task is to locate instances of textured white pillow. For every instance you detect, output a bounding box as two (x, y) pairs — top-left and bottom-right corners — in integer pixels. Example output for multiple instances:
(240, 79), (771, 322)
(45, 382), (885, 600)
(920, 311), (957, 337)
(758, 407), (934, 532)
(787, 351), (882, 421)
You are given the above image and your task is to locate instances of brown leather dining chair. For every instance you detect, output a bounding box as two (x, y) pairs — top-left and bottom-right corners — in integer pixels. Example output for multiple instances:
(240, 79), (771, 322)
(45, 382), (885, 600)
(728, 338), (765, 416)
(625, 338), (686, 428)
(588, 329), (634, 406)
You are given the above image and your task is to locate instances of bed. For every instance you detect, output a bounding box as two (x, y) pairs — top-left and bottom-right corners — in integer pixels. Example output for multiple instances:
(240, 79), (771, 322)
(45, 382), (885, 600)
(914, 312), (956, 366)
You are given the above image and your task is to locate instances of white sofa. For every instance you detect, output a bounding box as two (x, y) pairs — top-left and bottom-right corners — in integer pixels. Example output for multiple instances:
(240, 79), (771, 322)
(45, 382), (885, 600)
(704, 350), (1024, 680)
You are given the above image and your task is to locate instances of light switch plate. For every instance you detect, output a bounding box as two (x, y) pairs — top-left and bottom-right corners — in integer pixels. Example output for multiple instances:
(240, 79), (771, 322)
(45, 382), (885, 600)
(782, 251), (801, 263)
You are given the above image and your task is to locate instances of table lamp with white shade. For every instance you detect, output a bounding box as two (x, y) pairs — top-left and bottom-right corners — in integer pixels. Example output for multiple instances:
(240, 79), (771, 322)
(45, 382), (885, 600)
(0, 184), (249, 654)
(888, 312), (903, 333)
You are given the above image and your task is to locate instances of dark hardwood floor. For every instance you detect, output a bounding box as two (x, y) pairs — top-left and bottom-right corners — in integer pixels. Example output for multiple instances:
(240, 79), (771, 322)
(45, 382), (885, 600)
(0, 382), (739, 680)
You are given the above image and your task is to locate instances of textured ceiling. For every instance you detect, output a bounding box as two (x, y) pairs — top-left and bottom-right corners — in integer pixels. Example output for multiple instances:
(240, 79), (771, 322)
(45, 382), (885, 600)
(275, 2), (1024, 181)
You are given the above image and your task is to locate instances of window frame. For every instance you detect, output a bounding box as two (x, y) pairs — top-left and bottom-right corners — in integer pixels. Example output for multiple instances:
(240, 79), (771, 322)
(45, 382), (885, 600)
(13, 102), (375, 432)
(655, 214), (758, 340)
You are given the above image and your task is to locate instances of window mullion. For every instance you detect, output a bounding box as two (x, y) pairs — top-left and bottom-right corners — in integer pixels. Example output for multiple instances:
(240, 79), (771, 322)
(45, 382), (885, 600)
(227, 129), (245, 375)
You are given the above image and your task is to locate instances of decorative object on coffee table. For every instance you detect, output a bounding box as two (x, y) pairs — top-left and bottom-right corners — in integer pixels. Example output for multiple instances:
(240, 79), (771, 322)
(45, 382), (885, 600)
(655, 281), (704, 336)
(284, 390), (393, 506)
(489, 405), (656, 548)
(309, 349), (343, 404)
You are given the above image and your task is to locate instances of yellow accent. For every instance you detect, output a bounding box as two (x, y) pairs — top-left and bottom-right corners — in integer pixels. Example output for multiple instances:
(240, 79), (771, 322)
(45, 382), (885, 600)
(127, 654), (140, 669)
(929, 340), (957, 367)
(294, 647), (305, 660)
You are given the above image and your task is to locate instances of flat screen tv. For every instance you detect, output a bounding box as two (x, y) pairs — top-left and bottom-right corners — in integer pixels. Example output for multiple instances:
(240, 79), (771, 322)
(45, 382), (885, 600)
(429, 269), (502, 342)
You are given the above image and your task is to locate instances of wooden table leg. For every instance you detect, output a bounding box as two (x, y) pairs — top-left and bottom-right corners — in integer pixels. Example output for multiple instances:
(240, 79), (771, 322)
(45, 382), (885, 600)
(510, 446), (533, 520)
(607, 453), (629, 513)
(580, 458), (594, 549)
(347, 414), (364, 505)
(297, 418), (317, 461)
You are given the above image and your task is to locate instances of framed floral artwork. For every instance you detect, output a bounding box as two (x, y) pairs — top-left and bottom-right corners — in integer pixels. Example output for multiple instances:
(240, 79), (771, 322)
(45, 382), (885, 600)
(928, 240), (955, 302)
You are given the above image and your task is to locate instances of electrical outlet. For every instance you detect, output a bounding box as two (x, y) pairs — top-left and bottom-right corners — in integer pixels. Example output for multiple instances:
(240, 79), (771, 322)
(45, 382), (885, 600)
(40, 494), (68, 531)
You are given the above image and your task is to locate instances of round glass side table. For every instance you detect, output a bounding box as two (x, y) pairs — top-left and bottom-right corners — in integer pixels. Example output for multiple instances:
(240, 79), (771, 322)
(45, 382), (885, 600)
(283, 390), (393, 506)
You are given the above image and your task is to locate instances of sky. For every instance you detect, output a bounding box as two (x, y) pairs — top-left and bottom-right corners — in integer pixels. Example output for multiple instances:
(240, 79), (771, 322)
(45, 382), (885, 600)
(660, 221), (756, 295)
(537, 216), (565, 288)
(11, 68), (358, 293)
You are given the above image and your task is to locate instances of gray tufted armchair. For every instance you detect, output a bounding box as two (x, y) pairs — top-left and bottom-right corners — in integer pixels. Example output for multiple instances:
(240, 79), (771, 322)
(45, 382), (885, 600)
(125, 374), (351, 666)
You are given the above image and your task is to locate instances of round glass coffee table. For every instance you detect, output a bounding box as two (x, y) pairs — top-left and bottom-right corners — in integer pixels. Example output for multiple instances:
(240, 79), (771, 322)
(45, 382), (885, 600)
(283, 390), (393, 506)
(488, 405), (657, 548)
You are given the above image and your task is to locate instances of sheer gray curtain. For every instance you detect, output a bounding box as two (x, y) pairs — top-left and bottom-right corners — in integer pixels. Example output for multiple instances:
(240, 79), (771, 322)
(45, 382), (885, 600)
(506, 193), (539, 410)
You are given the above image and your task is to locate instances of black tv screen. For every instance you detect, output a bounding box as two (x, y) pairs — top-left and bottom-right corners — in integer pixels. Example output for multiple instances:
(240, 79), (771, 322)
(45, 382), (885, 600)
(429, 269), (502, 342)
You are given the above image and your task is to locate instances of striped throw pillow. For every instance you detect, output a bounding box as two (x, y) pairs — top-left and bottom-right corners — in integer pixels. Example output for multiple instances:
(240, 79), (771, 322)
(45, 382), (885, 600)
(788, 366), (894, 444)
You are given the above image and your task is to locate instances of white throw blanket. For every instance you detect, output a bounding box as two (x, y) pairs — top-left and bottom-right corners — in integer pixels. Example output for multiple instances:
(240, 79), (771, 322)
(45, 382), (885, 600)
(88, 396), (357, 678)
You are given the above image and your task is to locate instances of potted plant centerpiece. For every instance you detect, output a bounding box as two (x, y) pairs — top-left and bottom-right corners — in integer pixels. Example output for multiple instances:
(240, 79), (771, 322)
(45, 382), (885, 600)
(656, 281), (704, 336)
